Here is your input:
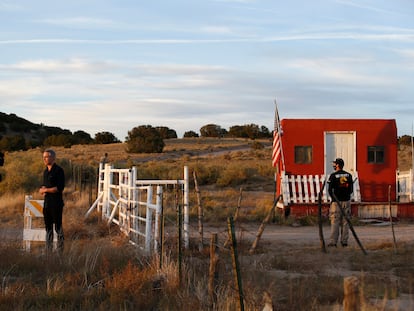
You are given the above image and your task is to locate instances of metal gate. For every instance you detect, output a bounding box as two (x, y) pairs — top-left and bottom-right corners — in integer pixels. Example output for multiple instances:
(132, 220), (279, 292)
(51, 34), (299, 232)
(86, 164), (189, 253)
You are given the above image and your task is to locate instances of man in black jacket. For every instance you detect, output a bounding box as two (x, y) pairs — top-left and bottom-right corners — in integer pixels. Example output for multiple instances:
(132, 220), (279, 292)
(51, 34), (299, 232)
(39, 149), (65, 253)
(327, 158), (353, 247)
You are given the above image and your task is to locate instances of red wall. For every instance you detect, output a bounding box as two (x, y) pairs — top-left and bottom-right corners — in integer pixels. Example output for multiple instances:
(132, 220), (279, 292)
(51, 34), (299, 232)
(287, 203), (414, 219)
(279, 119), (397, 202)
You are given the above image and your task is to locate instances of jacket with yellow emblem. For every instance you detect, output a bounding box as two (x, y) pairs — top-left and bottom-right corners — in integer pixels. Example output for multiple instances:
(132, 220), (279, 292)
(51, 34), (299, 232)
(328, 169), (353, 201)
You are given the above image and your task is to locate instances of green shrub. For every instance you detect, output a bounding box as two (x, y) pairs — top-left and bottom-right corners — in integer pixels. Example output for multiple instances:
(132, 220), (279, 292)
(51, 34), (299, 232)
(126, 125), (164, 153)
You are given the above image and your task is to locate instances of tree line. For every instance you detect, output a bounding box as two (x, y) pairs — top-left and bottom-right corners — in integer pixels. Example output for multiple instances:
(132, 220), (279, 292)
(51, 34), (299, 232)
(0, 112), (271, 153)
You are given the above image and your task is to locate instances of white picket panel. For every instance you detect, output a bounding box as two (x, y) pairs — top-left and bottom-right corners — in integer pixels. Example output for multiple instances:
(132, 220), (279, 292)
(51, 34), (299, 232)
(280, 172), (361, 205)
(302, 175), (309, 203)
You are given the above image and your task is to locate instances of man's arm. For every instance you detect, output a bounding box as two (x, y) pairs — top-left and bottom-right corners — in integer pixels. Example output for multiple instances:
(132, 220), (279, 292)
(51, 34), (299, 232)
(327, 174), (334, 197)
(39, 186), (58, 195)
(348, 174), (354, 194)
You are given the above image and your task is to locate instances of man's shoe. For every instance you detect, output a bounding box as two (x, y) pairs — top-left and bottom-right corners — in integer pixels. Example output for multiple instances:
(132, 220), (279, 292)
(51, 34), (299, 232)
(327, 243), (337, 247)
(341, 243), (348, 247)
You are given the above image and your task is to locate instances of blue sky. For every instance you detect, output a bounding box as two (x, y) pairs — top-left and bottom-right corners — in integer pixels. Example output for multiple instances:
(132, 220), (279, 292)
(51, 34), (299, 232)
(1, 0), (413, 140)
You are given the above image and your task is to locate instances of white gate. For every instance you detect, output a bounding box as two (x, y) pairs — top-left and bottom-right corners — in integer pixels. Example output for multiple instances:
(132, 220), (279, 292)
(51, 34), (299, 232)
(86, 164), (189, 253)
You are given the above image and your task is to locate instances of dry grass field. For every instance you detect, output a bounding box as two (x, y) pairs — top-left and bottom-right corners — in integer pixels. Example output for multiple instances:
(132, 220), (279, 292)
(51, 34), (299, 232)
(0, 138), (413, 310)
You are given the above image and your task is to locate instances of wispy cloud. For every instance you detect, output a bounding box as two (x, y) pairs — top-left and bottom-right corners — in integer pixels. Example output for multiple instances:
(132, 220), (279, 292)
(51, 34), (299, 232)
(37, 17), (117, 29)
(288, 57), (394, 86)
(0, 58), (116, 73)
(395, 48), (414, 58)
(200, 25), (234, 35)
(213, 0), (257, 3)
(0, 1), (22, 11)
(1, 28), (413, 46)
(335, 0), (402, 15)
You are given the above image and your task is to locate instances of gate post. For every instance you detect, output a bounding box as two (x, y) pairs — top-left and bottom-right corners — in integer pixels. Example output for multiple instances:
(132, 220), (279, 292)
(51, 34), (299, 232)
(127, 167), (137, 237)
(102, 164), (113, 219)
(183, 166), (190, 249)
(97, 162), (105, 212)
(154, 185), (163, 253)
(145, 186), (153, 252)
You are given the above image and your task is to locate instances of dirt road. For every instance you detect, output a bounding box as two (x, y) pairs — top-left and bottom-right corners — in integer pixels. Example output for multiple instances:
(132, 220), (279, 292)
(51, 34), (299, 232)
(192, 221), (414, 252)
(256, 222), (413, 246)
(3, 222), (413, 248)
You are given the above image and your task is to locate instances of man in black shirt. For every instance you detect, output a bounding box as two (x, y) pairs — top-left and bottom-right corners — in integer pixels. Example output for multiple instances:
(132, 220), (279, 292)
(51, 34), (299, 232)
(39, 149), (65, 253)
(327, 158), (353, 247)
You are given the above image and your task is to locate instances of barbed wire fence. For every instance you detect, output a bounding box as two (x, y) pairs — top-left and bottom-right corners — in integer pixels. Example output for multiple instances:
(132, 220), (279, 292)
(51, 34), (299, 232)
(157, 171), (281, 310)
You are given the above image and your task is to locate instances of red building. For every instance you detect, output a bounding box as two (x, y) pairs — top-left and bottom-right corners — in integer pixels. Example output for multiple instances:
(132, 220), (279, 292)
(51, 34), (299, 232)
(277, 119), (398, 203)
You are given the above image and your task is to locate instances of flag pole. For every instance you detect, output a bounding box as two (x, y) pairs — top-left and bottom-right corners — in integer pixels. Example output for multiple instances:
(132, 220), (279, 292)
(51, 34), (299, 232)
(411, 121), (413, 172)
(274, 100), (286, 171)
(272, 99), (286, 207)
(411, 122), (413, 202)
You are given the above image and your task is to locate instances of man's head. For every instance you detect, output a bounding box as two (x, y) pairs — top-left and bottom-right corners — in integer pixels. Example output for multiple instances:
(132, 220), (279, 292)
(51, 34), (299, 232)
(43, 149), (56, 166)
(332, 158), (344, 170)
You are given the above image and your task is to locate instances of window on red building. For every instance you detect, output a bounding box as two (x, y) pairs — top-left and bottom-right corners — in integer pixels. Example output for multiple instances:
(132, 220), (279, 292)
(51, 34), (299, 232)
(368, 146), (384, 163)
(294, 145), (312, 164)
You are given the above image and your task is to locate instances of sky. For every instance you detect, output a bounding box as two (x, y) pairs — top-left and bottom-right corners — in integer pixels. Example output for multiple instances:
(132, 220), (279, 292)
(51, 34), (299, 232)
(0, 0), (413, 140)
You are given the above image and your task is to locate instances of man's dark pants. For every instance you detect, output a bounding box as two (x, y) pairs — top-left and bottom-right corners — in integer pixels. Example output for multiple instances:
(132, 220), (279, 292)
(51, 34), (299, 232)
(43, 205), (64, 252)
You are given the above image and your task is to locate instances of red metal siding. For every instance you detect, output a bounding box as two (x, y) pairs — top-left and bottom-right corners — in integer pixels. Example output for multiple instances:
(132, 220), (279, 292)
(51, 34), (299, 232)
(288, 203), (414, 219)
(280, 119), (397, 202)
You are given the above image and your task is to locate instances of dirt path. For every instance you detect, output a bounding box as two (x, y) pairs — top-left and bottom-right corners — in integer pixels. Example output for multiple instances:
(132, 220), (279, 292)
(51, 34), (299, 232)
(199, 223), (414, 247)
(254, 222), (414, 246)
(3, 222), (413, 247)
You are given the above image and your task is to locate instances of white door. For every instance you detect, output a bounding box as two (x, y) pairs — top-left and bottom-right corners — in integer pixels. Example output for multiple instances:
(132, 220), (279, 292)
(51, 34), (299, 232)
(324, 132), (356, 175)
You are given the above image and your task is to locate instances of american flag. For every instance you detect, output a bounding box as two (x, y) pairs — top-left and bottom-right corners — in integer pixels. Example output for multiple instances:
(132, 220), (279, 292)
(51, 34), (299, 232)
(272, 103), (283, 169)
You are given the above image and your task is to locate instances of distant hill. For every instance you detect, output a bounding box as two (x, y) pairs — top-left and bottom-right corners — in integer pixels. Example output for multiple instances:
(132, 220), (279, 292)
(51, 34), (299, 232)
(0, 112), (85, 150)
(1, 111), (71, 137)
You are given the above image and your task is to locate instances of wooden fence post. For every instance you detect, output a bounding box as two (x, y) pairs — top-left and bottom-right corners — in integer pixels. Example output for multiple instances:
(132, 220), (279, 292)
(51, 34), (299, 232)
(389, 185), (397, 253)
(228, 216), (244, 311)
(208, 233), (219, 304)
(249, 197), (280, 254)
(193, 170), (204, 252)
(318, 180), (327, 253)
(343, 276), (361, 311)
(224, 187), (243, 248)
(234, 187), (243, 220)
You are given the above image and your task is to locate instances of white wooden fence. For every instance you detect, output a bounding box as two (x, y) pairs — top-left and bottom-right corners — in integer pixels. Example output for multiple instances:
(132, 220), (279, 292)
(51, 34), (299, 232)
(86, 164), (190, 253)
(279, 171), (361, 205)
(397, 169), (413, 202)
